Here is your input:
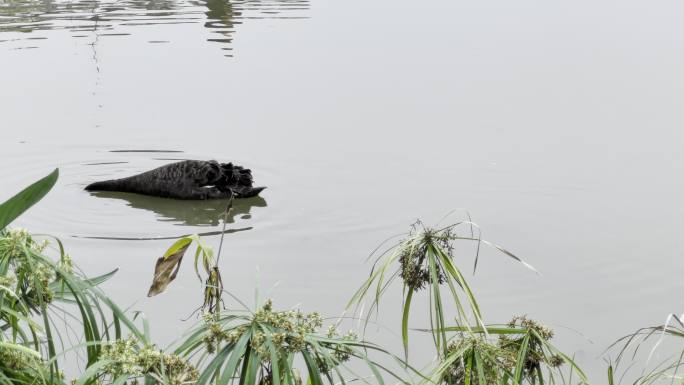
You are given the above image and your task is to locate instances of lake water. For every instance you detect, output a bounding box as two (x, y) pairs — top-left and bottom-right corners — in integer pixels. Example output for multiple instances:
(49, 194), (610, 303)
(3, 0), (684, 382)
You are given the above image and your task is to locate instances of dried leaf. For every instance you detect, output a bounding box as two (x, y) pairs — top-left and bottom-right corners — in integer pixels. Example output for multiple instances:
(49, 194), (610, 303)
(147, 243), (190, 297)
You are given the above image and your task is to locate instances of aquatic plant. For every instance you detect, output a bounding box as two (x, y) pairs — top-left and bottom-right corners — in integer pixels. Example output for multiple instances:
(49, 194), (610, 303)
(0, 170), (153, 384)
(607, 313), (684, 385)
(147, 234), (217, 298)
(0, 171), (409, 385)
(96, 337), (199, 384)
(146, 202), (413, 384)
(0, 341), (52, 385)
(0, 169), (589, 385)
(345, 217), (592, 385)
(174, 299), (409, 385)
(147, 200), (234, 316)
(0, 169), (58, 231)
(429, 316), (587, 385)
(348, 219), (538, 357)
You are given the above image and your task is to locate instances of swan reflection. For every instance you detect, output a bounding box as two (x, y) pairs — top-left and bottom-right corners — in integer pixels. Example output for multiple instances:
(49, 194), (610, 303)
(89, 190), (267, 226)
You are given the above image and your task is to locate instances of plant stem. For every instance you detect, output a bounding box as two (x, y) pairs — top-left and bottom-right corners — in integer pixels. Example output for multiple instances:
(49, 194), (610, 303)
(215, 195), (233, 268)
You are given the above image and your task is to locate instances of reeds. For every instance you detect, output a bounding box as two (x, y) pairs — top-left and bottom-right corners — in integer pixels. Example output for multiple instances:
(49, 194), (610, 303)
(347, 220), (537, 358)
(429, 317), (587, 385)
(607, 314), (684, 385)
(174, 298), (409, 385)
(344, 218), (588, 385)
(0, 169), (151, 384)
(0, 169), (634, 385)
(0, 170), (408, 384)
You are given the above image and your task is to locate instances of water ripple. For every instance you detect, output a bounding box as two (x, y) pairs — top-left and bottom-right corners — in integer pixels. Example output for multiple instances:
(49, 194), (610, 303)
(0, 145), (269, 241)
(0, 0), (310, 54)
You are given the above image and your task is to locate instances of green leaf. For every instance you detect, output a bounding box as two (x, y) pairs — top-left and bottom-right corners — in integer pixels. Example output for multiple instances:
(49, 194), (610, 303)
(0, 168), (58, 230)
(534, 330), (588, 383)
(0, 342), (42, 359)
(301, 349), (324, 385)
(464, 352), (473, 385)
(218, 329), (253, 385)
(474, 350), (487, 385)
(513, 334), (530, 384)
(427, 246), (447, 355)
(197, 345), (233, 385)
(240, 348), (259, 385)
(163, 237), (194, 258)
(267, 340), (282, 385)
(607, 364), (614, 385)
(50, 268), (119, 302)
(74, 359), (113, 385)
(401, 288), (414, 360)
(112, 375), (130, 385)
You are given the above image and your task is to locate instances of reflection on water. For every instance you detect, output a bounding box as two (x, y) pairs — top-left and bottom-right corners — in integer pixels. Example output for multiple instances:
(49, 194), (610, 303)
(109, 150), (184, 153)
(72, 226), (253, 240)
(89, 191), (267, 226)
(0, 0), (309, 55)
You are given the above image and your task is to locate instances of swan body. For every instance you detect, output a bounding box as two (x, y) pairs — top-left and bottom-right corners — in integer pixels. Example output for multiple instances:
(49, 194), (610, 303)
(85, 160), (265, 200)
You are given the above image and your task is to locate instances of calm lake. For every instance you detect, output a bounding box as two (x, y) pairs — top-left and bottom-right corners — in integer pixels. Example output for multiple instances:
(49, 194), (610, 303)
(3, 0), (684, 382)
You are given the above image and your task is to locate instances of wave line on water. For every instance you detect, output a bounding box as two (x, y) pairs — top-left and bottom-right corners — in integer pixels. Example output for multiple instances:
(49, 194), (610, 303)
(109, 149), (184, 153)
(71, 226), (252, 240)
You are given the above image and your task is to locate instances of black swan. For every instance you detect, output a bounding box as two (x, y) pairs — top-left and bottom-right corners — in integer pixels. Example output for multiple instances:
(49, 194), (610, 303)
(84, 160), (265, 200)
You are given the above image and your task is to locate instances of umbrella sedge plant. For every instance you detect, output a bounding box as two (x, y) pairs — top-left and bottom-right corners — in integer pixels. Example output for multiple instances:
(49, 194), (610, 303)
(0, 169), (587, 385)
(347, 218), (539, 359)
(0, 169), (189, 385)
(147, 198), (415, 384)
(173, 297), (415, 385)
(607, 313), (684, 385)
(426, 316), (588, 385)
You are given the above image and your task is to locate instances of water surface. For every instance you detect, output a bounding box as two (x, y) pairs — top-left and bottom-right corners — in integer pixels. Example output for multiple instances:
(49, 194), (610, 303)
(3, 0), (684, 381)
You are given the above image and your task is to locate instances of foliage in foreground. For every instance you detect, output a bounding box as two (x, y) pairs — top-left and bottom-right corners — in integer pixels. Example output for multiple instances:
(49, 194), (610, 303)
(348, 220), (538, 357)
(431, 317), (586, 385)
(346, 219), (587, 385)
(0, 170), (406, 385)
(3, 167), (674, 385)
(173, 299), (408, 385)
(607, 314), (684, 385)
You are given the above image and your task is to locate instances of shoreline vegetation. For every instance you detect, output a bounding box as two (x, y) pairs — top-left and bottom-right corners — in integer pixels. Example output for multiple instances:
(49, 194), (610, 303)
(0, 169), (677, 385)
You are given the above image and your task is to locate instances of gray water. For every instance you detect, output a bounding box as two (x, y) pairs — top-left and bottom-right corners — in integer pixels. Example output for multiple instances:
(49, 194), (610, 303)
(3, 0), (684, 382)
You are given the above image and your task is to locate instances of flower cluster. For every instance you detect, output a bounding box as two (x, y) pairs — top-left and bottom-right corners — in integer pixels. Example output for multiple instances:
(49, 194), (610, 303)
(315, 325), (358, 372)
(251, 299), (325, 355)
(58, 253), (74, 274)
(498, 316), (564, 377)
(100, 337), (198, 385)
(443, 317), (564, 385)
(16, 261), (55, 304)
(507, 315), (555, 340)
(0, 272), (17, 289)
(202, 299), (358, 381)
(203, 299), (325, 354)
(399, 223), (453, 290)
(443, 337), (501, 385)
(0, 344), (41, 371)
(0, 228), (57, 305)
(2, 228), (49, 256)
(202, 317), (246, 354)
